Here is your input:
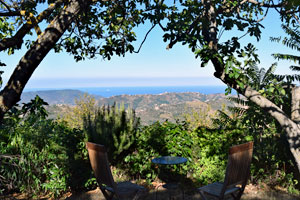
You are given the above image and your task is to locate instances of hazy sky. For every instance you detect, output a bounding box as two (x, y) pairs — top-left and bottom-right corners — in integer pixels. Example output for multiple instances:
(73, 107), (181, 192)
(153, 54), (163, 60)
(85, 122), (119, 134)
(1, 9), (296, 89)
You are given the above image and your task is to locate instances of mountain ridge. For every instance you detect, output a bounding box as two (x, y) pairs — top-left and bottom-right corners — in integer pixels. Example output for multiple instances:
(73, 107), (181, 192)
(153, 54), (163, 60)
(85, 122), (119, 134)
(21, 89), (233, 125)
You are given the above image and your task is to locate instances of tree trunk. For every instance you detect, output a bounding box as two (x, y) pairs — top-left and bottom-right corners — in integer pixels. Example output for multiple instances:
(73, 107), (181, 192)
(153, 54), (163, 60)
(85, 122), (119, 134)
(292, 86), (300, 124)
(0, 0), (91, 121)
(243, 86), (300, 173)
(202, 2), (300, 175)
(213, 61), (300, 175)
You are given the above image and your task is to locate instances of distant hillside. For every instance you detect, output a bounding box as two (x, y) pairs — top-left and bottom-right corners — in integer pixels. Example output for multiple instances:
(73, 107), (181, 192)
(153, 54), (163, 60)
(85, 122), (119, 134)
(21, 89), (102, 105)
(21, 89), (233, 125)
(97, 92), (233, 124)
(98, 92), (230, 110)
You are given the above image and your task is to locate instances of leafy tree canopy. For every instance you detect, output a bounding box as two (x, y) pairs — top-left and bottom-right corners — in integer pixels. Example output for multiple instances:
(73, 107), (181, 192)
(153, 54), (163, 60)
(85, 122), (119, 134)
(1, 0), (300, 175)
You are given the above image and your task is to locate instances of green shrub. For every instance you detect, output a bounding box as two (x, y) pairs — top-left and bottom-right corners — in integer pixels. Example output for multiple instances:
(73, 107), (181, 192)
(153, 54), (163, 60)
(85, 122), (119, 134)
(214, 105), (298, 191)
(0, 96), (90, 198)
(83, 103), (140, 166)
(124, 121), (193, 182)
(1, 94), (297, 196)
(60, 94), (98, 129)
(190, 127), (250, 184)
(123, 120), (250, 185)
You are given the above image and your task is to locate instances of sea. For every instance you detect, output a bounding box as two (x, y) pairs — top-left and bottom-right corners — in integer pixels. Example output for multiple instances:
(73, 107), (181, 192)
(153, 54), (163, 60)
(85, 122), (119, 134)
(24, 85), (233, 98)
(76, 85), (229, 98)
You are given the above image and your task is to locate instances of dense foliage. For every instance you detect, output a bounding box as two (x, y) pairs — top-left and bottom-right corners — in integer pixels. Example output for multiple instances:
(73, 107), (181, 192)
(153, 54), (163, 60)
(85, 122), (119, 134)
(1, 95), (299, 197)
(123, 121), (249, 185)
(222, 60), (300, 192)
(83, 103), (140, 166)
(61, 93), (98, 129)
(0, 96), (90, 198)
(215, 109), (298, 192)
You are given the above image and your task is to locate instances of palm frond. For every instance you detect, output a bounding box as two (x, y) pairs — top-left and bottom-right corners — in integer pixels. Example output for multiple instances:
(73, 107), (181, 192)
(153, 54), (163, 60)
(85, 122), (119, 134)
(273, 74), (286, 81)
(257, 67), (265, 86)
(227, 96), (249, 107)
(272, 53), (300, 64)
(213, 110), (234, 127)
(288, 74), (300, 82)
(290, 65), (300, 72)
(261, 64), (277, 86)
(281, 25), (300, 43)
(246, 67), (260, 87)
(281, 38), (300, 51)
(228, 106), (246, 115)
(273, 73), (300, 83)
(270, 36), (281, 43)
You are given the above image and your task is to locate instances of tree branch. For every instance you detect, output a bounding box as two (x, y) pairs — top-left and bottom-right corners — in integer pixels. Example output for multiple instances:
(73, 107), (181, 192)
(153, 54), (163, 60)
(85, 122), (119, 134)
(166, 15), (202, 50)
(212, 54), (299, 141)
(0, 0), (65, 51)
(246, 0), (285, 8)
(0, 11), (21, 16)
(133, 23), (156, 53)
(0, 0), (12, 12)
(0, 0), (92, 120)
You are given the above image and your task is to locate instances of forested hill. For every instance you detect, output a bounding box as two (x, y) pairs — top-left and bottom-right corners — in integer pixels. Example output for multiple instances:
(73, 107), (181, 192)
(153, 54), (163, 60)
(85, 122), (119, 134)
(21, 89), (233, 124)
(98, 92), (231, 111)
(99, 92), (233, 124)
(21, 89), (102, 105)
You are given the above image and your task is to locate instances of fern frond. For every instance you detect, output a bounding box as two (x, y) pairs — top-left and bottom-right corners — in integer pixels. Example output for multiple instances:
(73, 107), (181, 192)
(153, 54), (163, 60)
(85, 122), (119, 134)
(272, 53), (300, 64)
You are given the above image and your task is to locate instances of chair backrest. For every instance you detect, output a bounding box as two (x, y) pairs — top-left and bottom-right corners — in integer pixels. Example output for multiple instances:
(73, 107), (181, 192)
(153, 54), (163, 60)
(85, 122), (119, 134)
(86, 142), (117, 190)
(223, 141), (254, 188)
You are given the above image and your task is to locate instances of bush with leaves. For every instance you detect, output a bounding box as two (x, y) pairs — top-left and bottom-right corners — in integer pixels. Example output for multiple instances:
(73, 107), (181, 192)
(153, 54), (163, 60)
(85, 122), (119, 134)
(124, 121), (193, 182)
(0, 96), (90, 198)
(224, 108), (297, 190)
(183, 105), (218, 130)
(123, 120), (251, 186)
(60, 93), (98, 129)
(180, 116), (251, 185)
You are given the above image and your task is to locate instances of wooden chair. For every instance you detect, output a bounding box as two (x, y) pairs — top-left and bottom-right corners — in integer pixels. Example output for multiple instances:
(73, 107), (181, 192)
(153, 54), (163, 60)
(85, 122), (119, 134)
(86, 142), (147, 200)
(198, 141), (254, 200)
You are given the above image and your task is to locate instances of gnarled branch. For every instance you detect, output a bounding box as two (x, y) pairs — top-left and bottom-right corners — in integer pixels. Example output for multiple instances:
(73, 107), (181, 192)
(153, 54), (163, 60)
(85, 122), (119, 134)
(0, 11), (21, 16)
(0, 0), (65, 51)
(0, 0), (92, 120)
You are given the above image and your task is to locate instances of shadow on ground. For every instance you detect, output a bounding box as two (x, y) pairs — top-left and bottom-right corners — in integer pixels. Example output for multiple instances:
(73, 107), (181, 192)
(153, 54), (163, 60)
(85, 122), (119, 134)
(1, 184), (300, 199)
(66, 184), (300, 200)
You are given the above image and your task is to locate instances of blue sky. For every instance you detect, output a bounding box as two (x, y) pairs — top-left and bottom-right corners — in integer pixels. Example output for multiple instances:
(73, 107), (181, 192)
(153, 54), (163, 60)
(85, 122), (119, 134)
(1, 9), (296, 89)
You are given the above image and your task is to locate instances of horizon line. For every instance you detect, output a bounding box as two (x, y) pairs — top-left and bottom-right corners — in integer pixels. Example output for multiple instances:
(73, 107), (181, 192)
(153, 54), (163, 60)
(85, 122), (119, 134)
(24, 85), (227, 91)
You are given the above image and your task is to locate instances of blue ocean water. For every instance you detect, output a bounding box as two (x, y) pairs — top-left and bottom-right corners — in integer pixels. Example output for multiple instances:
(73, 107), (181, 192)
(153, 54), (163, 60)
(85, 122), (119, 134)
(77, 85), (228, 98)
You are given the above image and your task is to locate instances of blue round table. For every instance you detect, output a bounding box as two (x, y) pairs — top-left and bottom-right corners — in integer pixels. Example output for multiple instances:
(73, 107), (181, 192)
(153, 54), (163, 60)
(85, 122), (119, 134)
(151, 156), (187, 190)
(151, 156), (187, 165)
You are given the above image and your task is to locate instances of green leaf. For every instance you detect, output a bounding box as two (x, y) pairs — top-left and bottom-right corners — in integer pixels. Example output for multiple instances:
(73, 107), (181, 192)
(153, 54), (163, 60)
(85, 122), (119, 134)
(280, 88), (286, 95)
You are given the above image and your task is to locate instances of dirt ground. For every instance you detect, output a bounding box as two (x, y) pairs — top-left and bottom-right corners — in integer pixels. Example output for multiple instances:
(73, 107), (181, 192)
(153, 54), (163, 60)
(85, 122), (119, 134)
(64, 184), (300, 200)
(2, 184), (300, 200)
